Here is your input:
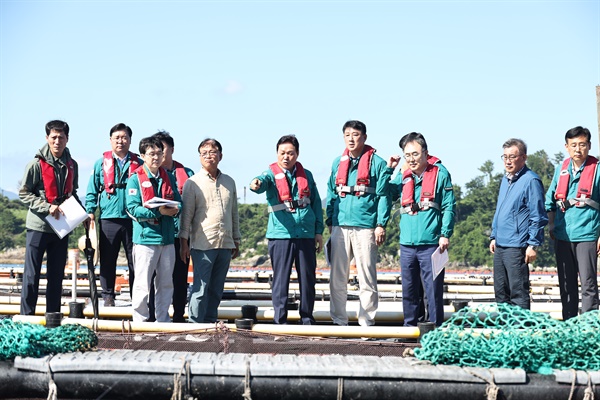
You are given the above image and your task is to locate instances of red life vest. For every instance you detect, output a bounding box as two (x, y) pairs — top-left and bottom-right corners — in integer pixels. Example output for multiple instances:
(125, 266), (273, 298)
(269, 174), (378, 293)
(103, 151), (141, 194)
(335, 145), (375, 197)
(401, 155), (441, 215)
(172, 160), (190, 195)
(39, 158), (74, 204)
(135, 166), (175, 205)
(555, 156), (599, 211)
(268, 162), (310, 212)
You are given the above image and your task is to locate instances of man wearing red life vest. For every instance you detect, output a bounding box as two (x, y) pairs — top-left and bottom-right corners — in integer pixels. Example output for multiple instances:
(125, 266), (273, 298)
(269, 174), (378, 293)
(326, 121), (392, 327)
(126, 136), (182, 322)
(545, 126), (600, 320)
(148, 131), (194, 323)
(388, 132), (456, 327)
(250, 135), (324, 324)
(490, 138), (547, 310)
(85, 123), (141, 307)
(19, 120), (84, 315)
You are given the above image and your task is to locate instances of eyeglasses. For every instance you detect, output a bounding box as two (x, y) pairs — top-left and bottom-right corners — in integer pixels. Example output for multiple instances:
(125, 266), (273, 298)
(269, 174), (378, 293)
(200, 150), (219, 158)
(501, 154), (521, 161)
(404, 152), (421, 160)
(568, 143), (589, 150)
(144, 152), (163, 159)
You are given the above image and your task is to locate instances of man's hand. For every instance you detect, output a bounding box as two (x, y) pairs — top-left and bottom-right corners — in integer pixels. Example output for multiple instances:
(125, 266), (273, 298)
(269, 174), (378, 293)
(489, 239), (496, 254)
(250, 179), (261, 191)
(387, 155), (401, 169)
(315, 234), (323, 253)
(232, 242), (240, 260)
(375, 226), (386, 246)
(548, 222), (555, 240)
(180, 239), (190, 261)
(596, 237), (600, 255)
(158, 205), (178, 217)
(525, 246), (537, 264)
(49, 204), (63, 220)
(439, 236), (449, 253)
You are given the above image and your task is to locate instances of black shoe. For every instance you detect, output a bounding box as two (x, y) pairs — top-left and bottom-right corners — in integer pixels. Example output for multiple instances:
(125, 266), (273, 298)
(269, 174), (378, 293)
(173, 316), (186, 323)
(103, 297), (115, 307)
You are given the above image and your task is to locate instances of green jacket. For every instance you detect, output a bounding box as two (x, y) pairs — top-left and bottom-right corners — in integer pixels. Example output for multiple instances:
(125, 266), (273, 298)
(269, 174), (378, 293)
(126, 165), (182, 245)
(390, 164), (456, 245)
(545, 158), (600, 242)
(251, 165), (324, 239)
(19, 144), (80, 233)
(326, 151), (392, 229)
(85, 152), (143, 219)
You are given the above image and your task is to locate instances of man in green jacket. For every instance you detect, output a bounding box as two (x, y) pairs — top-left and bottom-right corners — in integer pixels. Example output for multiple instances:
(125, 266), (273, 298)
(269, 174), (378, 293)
(545, 126), (600, 320)
(19, 120), (83, 315)
(250, 135), (323, 324)
(389, 132), (456, 327)
(126, 136), (181, 322)
(85, 123), (141, 306)
(326, 120), (392, 327)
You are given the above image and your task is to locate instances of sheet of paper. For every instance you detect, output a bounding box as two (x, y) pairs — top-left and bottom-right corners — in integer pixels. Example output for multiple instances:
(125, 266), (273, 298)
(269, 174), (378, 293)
(45, 196), (88, 239)
(431, 246), (449, 280)
(142, 196), (181, 209)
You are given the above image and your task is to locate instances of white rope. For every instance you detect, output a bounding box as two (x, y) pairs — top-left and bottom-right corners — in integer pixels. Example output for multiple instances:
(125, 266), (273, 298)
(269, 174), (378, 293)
(337, 377), (343, 400)
(465, 368), (498, 400)
(242, 359), (252, 400)
(46, 355), (57, 400)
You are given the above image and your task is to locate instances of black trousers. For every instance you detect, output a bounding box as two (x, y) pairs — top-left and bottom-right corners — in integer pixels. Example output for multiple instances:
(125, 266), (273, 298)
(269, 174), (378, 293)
(98, 218), (134, 299)
(21, 230), (68, 315)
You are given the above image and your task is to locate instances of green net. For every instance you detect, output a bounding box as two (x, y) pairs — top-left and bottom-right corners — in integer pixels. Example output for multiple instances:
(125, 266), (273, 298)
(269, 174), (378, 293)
(0, 319), (98, 361)
(414, 303), (600, 373)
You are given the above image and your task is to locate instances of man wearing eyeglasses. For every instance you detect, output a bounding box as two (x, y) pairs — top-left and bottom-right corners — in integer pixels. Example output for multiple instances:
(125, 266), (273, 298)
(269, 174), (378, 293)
(146, 131), (194, 323)
(179, 139), (241, 323)
(326, 120), (392, 327)
(545, 126), (600, 320)
(490, 138), (547, 310)
(126, 136), (182, 322)
(85, 123), (141, 307)
(388, 132), (456, 327)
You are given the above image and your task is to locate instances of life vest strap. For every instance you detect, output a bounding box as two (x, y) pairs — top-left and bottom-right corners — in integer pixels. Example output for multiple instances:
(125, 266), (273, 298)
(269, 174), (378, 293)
(400, 200), (440, 215)
(267, 198), (311, 213)
(126, 210), (159, 224)
(335, 184), (376, 195)
(556, 197), (600, 211)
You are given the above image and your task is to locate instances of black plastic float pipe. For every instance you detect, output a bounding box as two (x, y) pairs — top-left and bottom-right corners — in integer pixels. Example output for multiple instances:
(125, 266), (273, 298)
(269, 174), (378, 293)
(1, 367), (598, 400)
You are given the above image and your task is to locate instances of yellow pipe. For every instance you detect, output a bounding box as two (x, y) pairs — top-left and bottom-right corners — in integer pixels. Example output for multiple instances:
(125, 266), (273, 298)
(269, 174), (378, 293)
(12, 315), (421, 338)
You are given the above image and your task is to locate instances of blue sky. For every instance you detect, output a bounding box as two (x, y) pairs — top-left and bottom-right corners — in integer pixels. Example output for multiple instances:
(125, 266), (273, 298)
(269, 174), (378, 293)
(1, 0), (598, 204)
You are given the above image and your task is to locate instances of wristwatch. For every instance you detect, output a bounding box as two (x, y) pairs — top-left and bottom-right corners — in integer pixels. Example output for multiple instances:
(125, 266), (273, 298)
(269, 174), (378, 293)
(528, 245), (538, 251)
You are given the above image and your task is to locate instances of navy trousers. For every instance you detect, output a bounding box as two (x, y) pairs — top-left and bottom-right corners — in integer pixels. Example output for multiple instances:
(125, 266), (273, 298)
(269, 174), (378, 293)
(493, 246), (530, 309)
(268, 238), (316, 325)
(21, 230), (68, 315)
(400, 244), (445, 327)
(98, 218), (134, 300)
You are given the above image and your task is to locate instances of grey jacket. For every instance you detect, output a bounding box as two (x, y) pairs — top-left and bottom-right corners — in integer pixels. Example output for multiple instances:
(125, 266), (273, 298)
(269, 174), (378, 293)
(19, 144), (79, 233)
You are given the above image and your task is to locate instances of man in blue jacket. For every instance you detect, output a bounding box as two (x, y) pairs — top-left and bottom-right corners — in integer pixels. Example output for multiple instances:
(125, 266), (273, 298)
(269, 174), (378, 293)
(490, 138), (548, 309)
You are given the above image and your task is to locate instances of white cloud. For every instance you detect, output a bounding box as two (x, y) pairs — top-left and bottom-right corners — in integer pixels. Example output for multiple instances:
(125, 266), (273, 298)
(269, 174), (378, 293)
(224, 80), (243, 94)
